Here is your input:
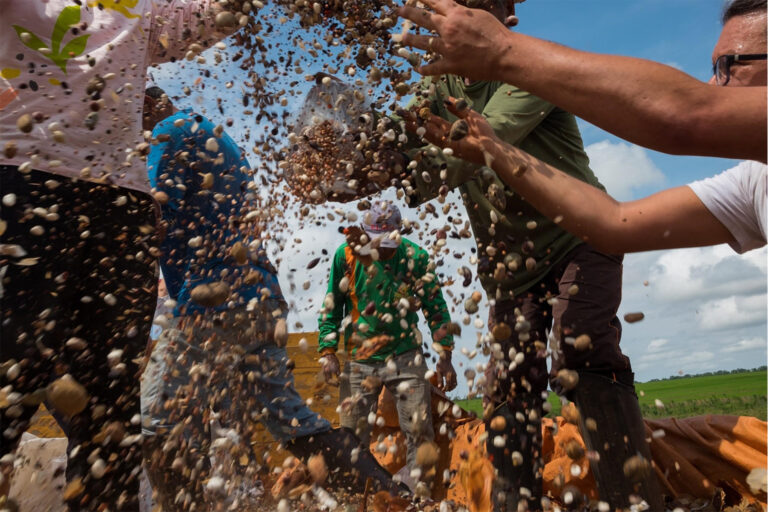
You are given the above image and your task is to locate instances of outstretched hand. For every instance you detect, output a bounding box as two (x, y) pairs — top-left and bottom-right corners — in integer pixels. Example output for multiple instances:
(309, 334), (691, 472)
(396, 0), (514, 80)
(403, 97), (504, 168)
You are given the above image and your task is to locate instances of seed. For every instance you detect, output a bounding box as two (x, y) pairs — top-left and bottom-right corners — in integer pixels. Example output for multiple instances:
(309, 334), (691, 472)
(556, 369), (579, 391)
(490, 416), (507, 431)
(525, 257), (536, 271)
(471, 291), (483, 303)
(153, 191), (169, 204)
(623, 312), (645, 323)
(415, 441), (439, 468)
(47, 375), (89, 416)
(573, 334), (591, 351)
(564, 439), (585, 460)
(623, 455), (651, 482)
(448, 119), (469, 141)
(567, 284), (579, 295)
(230, 241), (248, 264)
(4, 142), (17, 158)
(307, 257), (321, 269)
(308, 454), (328, 484)
(205, 137), (219, 153)
(190, 281), (231, 307)
(215, 10), (237, 29)
(16, 114), (34, 133)
(492, 322), (512, 341)
(2, 193), (17, 207)
(464, 298), (479, 314)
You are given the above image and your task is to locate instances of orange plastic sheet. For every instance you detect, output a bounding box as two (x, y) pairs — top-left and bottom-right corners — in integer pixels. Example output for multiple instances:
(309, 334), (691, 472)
(370, 389), (767, 510)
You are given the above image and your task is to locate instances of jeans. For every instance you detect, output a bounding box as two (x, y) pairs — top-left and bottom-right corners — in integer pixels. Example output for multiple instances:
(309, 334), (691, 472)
(340, 349), (433, 469)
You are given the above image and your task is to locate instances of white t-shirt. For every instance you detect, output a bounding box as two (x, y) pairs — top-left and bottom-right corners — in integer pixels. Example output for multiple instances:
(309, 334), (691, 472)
(0, 0), (217, 193)
(688, 160), (767, 254)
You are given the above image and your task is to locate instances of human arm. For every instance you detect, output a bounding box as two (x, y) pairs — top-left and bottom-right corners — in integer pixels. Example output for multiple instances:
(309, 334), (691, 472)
(404, 79), (554, 203)
(317, 247), (348, 382)
(397, 0), (767, 162)
(412, 100), (736, 254)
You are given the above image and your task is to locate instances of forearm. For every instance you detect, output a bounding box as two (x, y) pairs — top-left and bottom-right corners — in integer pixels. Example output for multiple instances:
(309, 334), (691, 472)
(495, 33), (767, 162)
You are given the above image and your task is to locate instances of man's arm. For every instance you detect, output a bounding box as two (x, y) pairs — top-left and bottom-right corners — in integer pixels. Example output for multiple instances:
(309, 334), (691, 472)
(414, 100), (735, 254)
(412, 250), (454, 350)
(397, 0), (767, 162)
(406, 80), (554, 204)
(317, 247), (348, 355)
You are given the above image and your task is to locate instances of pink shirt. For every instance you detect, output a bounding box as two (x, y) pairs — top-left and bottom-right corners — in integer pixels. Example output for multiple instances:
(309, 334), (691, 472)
(0, 0), (217, 193)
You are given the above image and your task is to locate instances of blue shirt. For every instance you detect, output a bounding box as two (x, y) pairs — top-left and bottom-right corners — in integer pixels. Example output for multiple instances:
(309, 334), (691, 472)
(147, 110), (284, 316)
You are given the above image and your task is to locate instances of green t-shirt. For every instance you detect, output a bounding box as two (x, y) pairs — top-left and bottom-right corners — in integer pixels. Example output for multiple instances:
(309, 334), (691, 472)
(317, 238), (453, 363)
(404, 76), (604, 298)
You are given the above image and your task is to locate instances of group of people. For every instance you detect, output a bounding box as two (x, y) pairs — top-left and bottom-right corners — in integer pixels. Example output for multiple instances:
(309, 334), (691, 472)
(0, 0), (765, 511)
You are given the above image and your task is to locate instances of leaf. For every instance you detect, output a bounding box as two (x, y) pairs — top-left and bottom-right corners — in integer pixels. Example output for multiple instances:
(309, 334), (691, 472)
(12, 25), (49, 53)
(60, 34), (90, 59)
(52, 6), (81, 55)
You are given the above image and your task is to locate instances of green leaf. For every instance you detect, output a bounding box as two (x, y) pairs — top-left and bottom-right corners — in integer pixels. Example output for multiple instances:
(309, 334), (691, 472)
(12, 25), (49, 53)
(60, 34), (90, 60)
(52, 6), (81, 55)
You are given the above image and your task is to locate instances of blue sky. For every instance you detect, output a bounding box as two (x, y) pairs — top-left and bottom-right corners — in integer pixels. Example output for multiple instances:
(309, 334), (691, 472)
(152, 0), (766, 397)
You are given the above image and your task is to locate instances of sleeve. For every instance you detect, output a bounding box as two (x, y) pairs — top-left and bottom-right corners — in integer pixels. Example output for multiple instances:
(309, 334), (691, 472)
(687, 161), (767, 254)
(148, 121), (187, 217)
(317, 246), (348, 353)
(412, 249), (454, 349)
(407, 82), (555, 206)
(147, 0), (226, 66)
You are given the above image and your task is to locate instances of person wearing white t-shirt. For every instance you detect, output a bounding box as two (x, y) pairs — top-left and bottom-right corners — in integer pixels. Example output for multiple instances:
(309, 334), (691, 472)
(407, 0), (766, 257)
(0, 2), (236, 510)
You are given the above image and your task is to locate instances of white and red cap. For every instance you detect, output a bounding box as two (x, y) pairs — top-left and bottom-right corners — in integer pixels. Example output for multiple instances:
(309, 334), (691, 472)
(363, 201), (402, 248)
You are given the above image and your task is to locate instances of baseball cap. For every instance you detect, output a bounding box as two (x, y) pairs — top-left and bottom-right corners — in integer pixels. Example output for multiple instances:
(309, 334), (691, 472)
(363, 201), (402, 248)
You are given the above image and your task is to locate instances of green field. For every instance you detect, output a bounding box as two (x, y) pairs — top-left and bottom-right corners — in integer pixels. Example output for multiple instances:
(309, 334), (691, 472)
(455, 370), (767, 420)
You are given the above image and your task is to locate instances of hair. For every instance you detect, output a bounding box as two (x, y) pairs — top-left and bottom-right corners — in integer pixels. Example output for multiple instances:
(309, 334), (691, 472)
(722, 0), (766, 23)
(145, 85), (166, 99)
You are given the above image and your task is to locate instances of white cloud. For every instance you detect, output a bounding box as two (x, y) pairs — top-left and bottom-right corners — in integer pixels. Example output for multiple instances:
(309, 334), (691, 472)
(720, 337), (767, 354)
(698, 294), (768, 331)
(584, 140), (666, 200)
(647, 245), (767, 302)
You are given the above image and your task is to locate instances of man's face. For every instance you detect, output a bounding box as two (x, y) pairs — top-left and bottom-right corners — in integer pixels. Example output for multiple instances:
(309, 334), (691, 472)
(710, 12), (767, 87)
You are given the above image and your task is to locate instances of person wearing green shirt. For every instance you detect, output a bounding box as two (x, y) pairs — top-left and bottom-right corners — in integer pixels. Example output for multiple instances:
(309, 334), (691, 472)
(318, 201), (457, 488)
(387, 0), (662, 509)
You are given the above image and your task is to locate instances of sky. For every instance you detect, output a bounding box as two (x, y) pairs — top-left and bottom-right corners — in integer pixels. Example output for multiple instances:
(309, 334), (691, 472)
(150, 0), (767, 399)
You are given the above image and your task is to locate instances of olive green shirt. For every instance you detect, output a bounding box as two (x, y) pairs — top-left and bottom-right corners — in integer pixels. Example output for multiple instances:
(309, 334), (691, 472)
(404, 76), (604, 298)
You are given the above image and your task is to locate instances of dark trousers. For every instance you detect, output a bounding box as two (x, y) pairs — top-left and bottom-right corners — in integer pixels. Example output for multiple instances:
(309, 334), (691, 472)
(484, 243), (630, 406)
(0, 166), (158, 511)
(483, 244), (631, 504)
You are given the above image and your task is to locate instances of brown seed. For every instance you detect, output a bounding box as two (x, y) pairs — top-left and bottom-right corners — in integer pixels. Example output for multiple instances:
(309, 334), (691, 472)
(623, 455), (651, 482)
(361, 375), (382, 393)
(573, 334), (591, 351)
(492, 322), (512, 341)
(190, 281), (231, 307)
(47, 375), (89, 417)
(525, 257), (536, 271)
(16, 114), (34, 134)
(623, 312), (645, 323)
(556, 369), (579, 392)
(415, 441), (439, 468)
(564, 439), (585, 460)
(489, 415), (507, 431)
(561, 402), (580, 425)
(62, 478), (85, 500)
(230, 241), (248, 265)
(153, 191), (169, 205)
(201, 172), (214, 189)
(448, 119), (469, 141)
(307, 257), (320, 269)
(470, 291), (483, 303)
(567, 284), (579, 295)
(215, 10), (237, 29)
(307, 454), (328, 484)
(4, 141), (17, 158)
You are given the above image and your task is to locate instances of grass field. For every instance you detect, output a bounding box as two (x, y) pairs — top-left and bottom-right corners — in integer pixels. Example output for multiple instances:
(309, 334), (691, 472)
(455, 370), (767, 420)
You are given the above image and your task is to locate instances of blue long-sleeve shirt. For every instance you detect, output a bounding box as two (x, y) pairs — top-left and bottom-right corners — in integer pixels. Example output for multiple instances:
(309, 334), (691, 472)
(147, 109), (284, 316)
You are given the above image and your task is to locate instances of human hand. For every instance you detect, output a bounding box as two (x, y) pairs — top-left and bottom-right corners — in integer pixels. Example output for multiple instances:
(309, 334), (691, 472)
(435, 350), (457, 391)
(320, 352), (341, 385)
(396, 0), (514, 80)
(404, 97), (504, 168)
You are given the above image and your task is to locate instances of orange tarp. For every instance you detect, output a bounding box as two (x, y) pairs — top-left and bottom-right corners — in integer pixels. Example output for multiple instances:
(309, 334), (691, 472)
(370, 389), (767, 509)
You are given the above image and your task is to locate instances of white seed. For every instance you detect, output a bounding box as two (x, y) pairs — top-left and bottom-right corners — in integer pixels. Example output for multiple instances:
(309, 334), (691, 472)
(2, 194), (16, 207)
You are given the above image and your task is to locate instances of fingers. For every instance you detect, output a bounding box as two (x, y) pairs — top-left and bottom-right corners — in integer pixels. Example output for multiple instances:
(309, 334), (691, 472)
(397, 6), (441, 32)
(443, 96), (470, 119)
(408, 0), (453, 16)
(400, 33), (444, 54)
(415, 59), (451, 77)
